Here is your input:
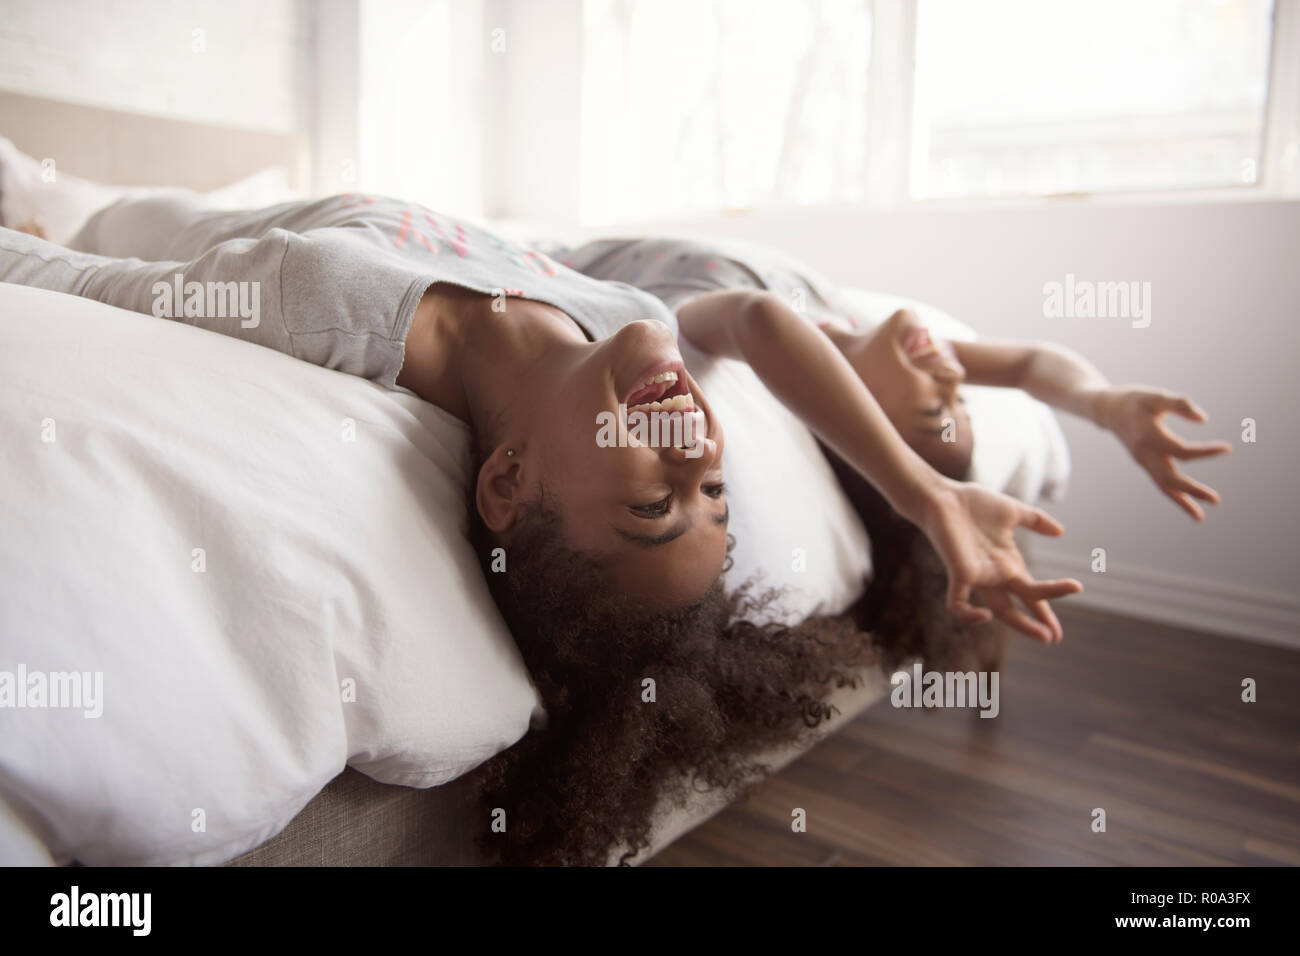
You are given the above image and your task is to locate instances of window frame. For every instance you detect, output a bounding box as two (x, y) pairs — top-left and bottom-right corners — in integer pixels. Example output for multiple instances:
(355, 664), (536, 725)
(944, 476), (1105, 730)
(487, 0), (1300, 224)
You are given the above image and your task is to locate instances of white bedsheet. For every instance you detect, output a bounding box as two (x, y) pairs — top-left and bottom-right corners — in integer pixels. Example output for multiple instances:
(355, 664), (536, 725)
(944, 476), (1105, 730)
(0, 283), (542, 865)
(0, 278), (1068, 866)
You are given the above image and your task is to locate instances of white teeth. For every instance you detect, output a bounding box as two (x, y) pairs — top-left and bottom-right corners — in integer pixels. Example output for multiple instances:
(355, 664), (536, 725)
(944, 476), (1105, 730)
(643, 370), (678, 387)
(628, 391), (695, 414)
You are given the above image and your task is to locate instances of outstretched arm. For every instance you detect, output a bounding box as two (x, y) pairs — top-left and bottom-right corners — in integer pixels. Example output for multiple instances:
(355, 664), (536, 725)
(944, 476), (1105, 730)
(953, 339), (1231, 521)
(679, 289), (1082, 644)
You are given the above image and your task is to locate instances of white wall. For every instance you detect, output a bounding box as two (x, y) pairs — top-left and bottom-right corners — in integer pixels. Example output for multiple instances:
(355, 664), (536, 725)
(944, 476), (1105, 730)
(566, 198), (1300, 645)
(309, 0), (494, 212)
(0, 0), (311, 133)
(494, 0), (583, 222)
(310, 0), (360, 195)
(357, 0), (487, 217)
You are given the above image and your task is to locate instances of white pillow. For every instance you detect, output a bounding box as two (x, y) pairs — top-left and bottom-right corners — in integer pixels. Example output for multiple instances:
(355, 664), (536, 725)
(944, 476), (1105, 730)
(0, 284), (542, 865)
(200, 167), (300, 211)
(0, 136), (298, 245)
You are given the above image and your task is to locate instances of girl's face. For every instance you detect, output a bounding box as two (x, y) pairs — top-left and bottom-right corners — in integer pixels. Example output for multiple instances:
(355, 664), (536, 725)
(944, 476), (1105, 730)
(488, 319), (729, 609)
(853, 309), (973, 478)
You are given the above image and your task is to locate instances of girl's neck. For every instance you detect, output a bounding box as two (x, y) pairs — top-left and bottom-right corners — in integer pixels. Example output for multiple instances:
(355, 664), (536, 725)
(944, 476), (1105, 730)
(398, 284), (585, 440)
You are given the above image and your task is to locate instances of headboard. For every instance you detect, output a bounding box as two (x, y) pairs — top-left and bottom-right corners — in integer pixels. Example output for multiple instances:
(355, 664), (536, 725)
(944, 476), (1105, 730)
(0, 89), (309, 193)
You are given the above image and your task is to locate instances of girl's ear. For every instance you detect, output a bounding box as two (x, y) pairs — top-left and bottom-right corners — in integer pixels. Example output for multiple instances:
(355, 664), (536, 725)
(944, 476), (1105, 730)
(476, 445), (526, 533)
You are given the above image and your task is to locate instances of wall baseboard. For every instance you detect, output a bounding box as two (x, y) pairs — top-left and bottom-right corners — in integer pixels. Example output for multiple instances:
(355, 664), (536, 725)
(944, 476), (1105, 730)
(1032, 549), (1300, 651)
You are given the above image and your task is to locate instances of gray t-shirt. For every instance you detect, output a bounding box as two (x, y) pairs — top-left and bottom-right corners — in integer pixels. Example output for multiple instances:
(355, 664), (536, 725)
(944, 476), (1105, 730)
(557, 235), (861, 328)
(0, 194), (676, 389)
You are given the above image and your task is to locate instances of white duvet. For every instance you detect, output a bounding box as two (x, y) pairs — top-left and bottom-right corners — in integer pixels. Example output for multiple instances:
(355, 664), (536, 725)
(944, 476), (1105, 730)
(0, 279), (1067, 866)
(0, 283), (543, 865)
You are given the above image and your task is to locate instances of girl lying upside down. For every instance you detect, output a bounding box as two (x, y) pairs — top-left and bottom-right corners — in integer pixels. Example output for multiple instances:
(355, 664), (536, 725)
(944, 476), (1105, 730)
(2, 194), (1217, 865)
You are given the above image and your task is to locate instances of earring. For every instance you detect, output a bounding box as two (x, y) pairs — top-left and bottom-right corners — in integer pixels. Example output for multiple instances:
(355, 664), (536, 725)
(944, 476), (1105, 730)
(506, 449), (515, 457)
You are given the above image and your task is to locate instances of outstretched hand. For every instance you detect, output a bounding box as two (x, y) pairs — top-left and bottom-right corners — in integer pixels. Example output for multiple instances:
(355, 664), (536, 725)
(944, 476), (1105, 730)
(916, 480), (1083, 644)
(1097, 387), (1231, 521)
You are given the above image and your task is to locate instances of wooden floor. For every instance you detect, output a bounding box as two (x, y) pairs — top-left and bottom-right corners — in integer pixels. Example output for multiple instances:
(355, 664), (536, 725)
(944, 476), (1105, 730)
(646, 605), (1300, 866)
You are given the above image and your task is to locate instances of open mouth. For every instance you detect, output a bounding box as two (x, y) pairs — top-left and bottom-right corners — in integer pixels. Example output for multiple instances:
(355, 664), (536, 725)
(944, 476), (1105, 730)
(902, 326), (960, 368)
(903, 326), (939, 360)
(623, 361), (695, 414)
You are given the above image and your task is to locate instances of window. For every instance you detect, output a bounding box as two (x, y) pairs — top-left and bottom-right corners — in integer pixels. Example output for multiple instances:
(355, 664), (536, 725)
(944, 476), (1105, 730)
(579, 0), (872, 224)
(571, 0), (1286, 223)
(911, 0), (1277, 199)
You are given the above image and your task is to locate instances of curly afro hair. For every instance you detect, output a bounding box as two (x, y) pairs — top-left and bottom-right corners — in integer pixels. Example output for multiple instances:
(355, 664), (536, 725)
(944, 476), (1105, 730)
(466, 442), (1006, 866)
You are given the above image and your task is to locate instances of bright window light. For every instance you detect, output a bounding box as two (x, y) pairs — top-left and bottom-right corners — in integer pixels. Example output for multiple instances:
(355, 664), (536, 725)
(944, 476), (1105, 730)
(580, 0), (872, 224)
(911, 0), (1276, 198)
